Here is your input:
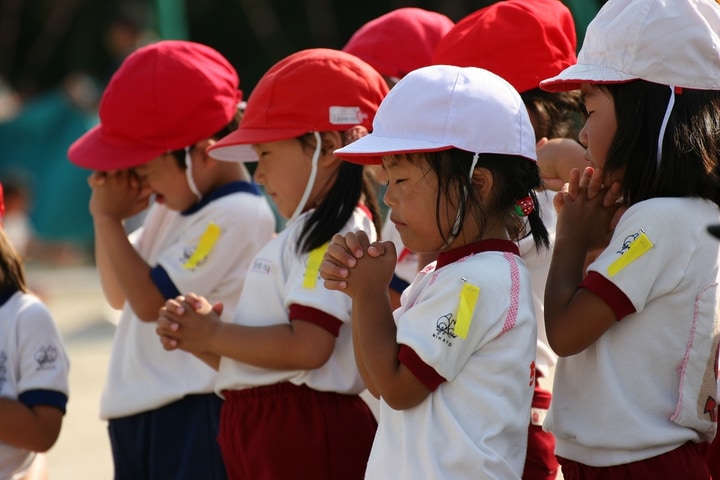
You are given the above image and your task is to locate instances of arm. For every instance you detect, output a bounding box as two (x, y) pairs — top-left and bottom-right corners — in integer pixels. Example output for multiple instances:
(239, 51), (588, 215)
(89, 170), (164, 321)
(544, 168), (624, 356)
(536, 137), (587, 192)
(157, 293), (336, 371)
(0, 400), (63, 452)
(325, 231), (430, 410)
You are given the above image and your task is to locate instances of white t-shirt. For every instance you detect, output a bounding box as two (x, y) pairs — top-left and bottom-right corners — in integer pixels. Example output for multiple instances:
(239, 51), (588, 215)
(0, 291), (69, 480)
(366, 240), (537, 480)
(100, 182), (276, 419)
(518, 190), (557, 379)
(215, 207), (376, 395)
(546, 197), (720, 466)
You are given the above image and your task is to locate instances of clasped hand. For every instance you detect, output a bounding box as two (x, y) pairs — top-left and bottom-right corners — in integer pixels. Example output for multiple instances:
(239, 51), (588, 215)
(320, 230), (397, 298)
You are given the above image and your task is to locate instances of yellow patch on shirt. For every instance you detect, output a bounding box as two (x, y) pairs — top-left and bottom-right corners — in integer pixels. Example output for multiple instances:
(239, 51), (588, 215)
(302, 243), (329, 289)
(183, 223), (221, 269)
(456, 281), (480, 340)
(608, 231), (654, 277)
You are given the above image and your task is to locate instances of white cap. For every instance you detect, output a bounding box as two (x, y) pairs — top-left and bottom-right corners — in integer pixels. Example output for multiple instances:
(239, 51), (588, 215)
(334, 64), (537, 165)
(540, 0), (720, 92)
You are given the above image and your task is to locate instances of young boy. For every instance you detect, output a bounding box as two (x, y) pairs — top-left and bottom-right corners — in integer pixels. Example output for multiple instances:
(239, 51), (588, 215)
(67, 40), (276, 480)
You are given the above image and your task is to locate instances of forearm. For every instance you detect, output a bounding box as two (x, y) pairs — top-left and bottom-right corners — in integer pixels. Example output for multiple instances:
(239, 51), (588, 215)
(353, 289), (428, 409)
(351, 309), (379, 398)
(93, 216), (165, 321)
(0, 399), (62, 452)
(207, 321), (334, 371)
(94, 222), (125, 309)
(544, 234), (590, 353)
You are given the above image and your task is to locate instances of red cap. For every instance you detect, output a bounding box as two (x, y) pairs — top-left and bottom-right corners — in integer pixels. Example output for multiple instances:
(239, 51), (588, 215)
(432, 0), (576, 93)
(342, 8), (454, 80)
(68, 40), (241, 170)
(208, 48), (389, 162)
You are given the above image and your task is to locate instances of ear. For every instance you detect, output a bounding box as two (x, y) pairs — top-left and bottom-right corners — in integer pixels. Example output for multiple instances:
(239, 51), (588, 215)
(194, 138), (219, 167)
(318, 131), (344, 167)
(471, 167), (494, 201)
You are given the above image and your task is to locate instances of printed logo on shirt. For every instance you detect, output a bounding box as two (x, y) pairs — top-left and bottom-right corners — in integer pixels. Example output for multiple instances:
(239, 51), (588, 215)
(182, 222), (222, 270)
(433, 313), (457, 347)
(608, 230), (654, 277)
(250, 258), (272, 275)
(0, 351), (6, 392)
(34, 345), (58, 371)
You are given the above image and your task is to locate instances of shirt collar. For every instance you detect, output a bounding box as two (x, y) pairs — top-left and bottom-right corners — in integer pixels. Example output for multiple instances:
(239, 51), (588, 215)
(181, 181), (261, 216)
(435, 239), (519, 270)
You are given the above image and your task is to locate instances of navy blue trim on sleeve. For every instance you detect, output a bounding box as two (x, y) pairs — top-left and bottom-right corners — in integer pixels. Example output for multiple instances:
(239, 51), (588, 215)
(150, 265), (182, 300)
(19, 390), (69, 414)
(389, 274), (410, 295)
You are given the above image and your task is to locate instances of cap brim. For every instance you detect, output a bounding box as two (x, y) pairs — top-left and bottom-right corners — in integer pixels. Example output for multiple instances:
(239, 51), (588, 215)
(68, 124), (167, 170)
(540, 64), (638, 92)
(334, 133), (453, 165)
(208, 127), (310, 162)
(708, 224), (720, 240)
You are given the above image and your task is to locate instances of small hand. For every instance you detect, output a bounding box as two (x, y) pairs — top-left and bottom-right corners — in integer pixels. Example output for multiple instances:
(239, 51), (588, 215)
(320, 230), (386, 291)
(156, 293), (222, 353)
(89, 169), (152, 221)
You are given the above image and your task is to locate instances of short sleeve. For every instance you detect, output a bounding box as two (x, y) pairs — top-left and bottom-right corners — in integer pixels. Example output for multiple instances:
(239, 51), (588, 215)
(586, 200), (696, 314)
(396, 263), (512, 383)
(16, 300), (70, 411)
(153, 194), (274, 299)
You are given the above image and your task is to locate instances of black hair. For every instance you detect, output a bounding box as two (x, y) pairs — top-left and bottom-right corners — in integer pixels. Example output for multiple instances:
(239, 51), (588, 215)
(0, 228), (27, 293)
(601, 81), (720, 207)
(522, 88), (585, 140)
(169, 112), (242, 168)
(295, 133), (382, 254)
(421, 149), (549, 251)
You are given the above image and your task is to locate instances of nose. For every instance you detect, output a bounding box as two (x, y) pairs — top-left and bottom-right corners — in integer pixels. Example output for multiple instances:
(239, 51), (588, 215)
(252, 161), (265, 185)
(382, 184), (394, 209)
(578, 125), (589, 149)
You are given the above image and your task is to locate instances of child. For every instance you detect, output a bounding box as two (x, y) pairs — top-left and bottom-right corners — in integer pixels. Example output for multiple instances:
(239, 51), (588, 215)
(320, 64), (549, 479)
(343, 7), (455, 308)
(539, 0), (720, 478)
(155, 48), (388, 479)
(430, 1), (585, 478)
(342, 7), (454, 89)
(0, 183), (70, 480)
(67, 40), (276, 480)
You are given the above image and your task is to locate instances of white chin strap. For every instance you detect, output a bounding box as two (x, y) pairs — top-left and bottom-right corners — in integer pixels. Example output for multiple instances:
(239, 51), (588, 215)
(656, 85), (676, 171)
(185, 147), (202, 201)
(445, 152), (479, 248)
(287, 132), (321, 225)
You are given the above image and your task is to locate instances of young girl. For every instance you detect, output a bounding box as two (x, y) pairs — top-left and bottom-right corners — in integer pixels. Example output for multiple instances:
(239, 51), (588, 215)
(431, 2), (586, 477)
(538, 0), (720, 478)
(155, 48), (388, 479)
(320, 64), (549, 479)
(0, 190), (70, 480)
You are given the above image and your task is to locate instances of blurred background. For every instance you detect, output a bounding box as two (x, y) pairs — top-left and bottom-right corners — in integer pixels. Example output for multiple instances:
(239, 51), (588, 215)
(0, 1), (604, 478)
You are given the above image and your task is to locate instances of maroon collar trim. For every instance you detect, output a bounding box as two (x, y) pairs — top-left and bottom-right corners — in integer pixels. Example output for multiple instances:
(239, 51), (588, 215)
(435, 239), (519, 269)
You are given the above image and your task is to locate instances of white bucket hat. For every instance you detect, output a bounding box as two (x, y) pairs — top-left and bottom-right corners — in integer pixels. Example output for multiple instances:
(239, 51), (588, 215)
(334, 64), (537, 165)
(540, 0), (720, 92)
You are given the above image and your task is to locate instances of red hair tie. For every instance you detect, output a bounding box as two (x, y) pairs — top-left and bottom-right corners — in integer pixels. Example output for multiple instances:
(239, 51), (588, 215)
(514, 196), (534, 217)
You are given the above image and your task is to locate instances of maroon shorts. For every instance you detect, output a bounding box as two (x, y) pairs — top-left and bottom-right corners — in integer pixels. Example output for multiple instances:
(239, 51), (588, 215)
(523, 384), (560, 480)
(218, 383), (377, 480)
(558, 441), (711, 480)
